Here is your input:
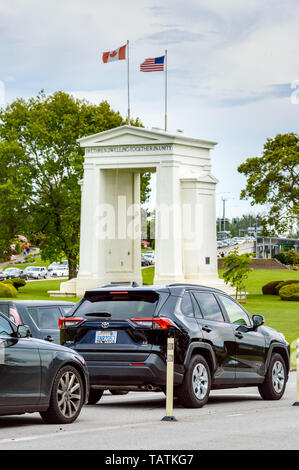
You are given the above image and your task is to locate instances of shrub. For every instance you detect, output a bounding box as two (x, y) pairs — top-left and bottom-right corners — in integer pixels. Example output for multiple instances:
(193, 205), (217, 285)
(273, 253), (288, 265)
(0, 282), (18, 298)
(279, 283), (299, 301)
(262, 280), (283, 295)
(10, 278), (26, 290)
(24, 255), (36, 263)
(285, 250), (299, 266)
(274, 280), (299, 295)
(274, 250), (299, 266)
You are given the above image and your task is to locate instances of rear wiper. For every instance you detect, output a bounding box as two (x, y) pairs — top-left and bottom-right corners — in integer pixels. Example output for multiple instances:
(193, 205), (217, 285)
(85, 312), (111, 317)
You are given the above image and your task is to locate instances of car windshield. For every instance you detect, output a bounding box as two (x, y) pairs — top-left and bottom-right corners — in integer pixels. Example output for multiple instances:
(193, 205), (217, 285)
(74, 291), (159, 320)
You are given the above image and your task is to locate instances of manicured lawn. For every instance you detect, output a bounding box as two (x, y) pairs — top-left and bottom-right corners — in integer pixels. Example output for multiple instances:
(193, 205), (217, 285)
(16, 280), (79, 303)
(142, 266), (155, 285)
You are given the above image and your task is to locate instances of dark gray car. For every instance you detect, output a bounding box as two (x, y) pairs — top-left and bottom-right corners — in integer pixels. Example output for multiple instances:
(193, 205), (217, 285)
(0, 300), (74, 344)
(0, 312), (89, 424)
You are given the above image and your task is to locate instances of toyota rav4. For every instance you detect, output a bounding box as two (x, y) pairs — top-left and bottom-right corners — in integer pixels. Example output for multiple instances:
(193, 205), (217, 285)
(60, 284), (290, 408)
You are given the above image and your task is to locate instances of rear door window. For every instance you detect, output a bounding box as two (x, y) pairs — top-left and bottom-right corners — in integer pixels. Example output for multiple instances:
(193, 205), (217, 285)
(192, 292), (224, 322)
(180, 293), (194, 318)
(74, 291), (160, 320)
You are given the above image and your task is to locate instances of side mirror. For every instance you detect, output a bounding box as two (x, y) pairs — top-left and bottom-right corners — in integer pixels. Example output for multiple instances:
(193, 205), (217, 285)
(252, 315), (264, 329)
(17, 324), (31, 338)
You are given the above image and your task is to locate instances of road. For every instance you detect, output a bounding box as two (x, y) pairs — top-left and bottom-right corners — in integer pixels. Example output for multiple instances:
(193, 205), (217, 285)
(0, 372), (298, 450)
(218, 241), (255, 256)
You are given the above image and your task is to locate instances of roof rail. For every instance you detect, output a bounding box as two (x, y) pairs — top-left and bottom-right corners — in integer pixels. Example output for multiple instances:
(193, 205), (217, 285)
(167, 283), (224, 293)
(167, 283), (208, 288)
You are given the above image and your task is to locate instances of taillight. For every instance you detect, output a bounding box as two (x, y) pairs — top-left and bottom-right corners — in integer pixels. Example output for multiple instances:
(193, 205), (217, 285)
(59, 317), (84, 329)
(131, 317), (174, 330)
(9, 307), (21, 326)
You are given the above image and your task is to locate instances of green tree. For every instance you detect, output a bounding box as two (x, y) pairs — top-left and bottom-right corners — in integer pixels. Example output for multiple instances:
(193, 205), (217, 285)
(0, 91), (148, 278)
(222, 248), (253, 302)
(238, 133), (299, 233)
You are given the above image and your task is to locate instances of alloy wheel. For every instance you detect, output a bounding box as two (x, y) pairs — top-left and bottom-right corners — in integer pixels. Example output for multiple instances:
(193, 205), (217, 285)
(272, 360), (285, 394)
(57, 371), (82, 419)
(192, 363), (209, 400)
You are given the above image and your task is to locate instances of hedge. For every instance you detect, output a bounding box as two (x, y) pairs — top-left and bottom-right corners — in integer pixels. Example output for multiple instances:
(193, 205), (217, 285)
(262, 280), (283, 295)
(274, 280), (299, 295)
(279, 283), (299, 301)
(0, 282), (18, 298)
(10, 278), (26, 290)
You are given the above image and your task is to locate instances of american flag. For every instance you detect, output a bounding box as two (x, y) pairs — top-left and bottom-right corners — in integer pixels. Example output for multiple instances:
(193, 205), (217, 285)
(140, 56), (165, 72)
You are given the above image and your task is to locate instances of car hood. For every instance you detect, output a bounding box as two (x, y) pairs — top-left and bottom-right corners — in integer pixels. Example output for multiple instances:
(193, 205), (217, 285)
(259, 325), (288, 345)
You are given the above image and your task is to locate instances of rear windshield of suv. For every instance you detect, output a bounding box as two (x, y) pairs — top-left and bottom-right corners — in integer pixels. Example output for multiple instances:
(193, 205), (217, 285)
(74, 290), (160, 320)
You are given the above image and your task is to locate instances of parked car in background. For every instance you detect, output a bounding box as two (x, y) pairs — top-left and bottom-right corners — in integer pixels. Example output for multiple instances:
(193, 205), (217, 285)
(141, 254), (151, 266)
(0, 300), (75, 344)
(20, 266), (34, 279)
(60, 284), (290, 407)
(2, 268), (23, 279)
(50, 266), (69, 278)
(25, 266), (48, 279)
(143, 252), (155, 265)
(0, 311), (88, 424)
(47, 262), (60, 274)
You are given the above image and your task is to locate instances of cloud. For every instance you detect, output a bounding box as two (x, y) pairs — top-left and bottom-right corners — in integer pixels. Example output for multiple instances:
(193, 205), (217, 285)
(1, 0), (299, 218)
(209, 83), (292, 107)
(142, 28), (204, 45)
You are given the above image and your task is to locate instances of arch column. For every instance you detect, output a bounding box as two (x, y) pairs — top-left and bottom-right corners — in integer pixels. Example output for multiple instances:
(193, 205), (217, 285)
(154, 162), (184, 285)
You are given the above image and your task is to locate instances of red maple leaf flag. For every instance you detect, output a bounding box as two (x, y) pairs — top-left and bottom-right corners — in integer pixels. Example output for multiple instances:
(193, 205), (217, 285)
(102, 44), (127, 63)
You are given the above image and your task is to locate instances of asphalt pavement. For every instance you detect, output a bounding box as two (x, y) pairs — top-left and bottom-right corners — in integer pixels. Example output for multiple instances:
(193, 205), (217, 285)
(0, 372), (298, 450)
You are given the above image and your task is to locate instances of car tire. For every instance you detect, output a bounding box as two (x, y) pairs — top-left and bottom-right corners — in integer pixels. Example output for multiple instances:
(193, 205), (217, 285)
(258, 353), (287, 401)
(176, 354), (211, 408)
(109, 390), (129, 396)
(40, 366), (84, 424)
(87, 389), (104, 405)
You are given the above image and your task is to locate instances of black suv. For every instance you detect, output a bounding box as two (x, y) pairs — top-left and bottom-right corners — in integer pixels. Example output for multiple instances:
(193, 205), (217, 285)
(60, 284), (290, 408)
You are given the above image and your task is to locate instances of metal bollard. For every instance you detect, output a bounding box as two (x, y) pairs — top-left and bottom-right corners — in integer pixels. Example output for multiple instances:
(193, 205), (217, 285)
(293, 339), (299, 406)
(162, 336), (177, 421)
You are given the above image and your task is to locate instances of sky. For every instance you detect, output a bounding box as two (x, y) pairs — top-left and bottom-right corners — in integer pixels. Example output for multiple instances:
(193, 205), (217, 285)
(1, 0), (299, 220)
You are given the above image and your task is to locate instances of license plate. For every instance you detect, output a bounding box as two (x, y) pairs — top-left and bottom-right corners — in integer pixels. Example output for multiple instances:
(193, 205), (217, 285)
(95, 331), (118, 344)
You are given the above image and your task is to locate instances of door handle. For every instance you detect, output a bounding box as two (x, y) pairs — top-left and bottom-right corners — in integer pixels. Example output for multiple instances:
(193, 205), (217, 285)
(235, 332), (244, 339)
(202, 326), (212, 333)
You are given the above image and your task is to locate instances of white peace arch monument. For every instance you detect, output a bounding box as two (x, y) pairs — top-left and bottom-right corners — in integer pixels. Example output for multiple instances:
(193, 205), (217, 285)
(56, 125), (230, 297)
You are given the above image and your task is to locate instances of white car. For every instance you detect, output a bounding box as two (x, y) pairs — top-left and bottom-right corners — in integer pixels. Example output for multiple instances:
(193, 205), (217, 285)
(51, 266), (69, 278)
(2, 267), (23, 279)
(25, 266), (48, 279)
(143, 253), (155, 264)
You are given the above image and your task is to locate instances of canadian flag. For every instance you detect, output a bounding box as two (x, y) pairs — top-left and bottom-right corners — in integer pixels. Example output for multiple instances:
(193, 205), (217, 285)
(102, 44), (126, 63)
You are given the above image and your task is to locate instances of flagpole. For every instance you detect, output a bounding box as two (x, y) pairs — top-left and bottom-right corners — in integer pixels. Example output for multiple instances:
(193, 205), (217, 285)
(165, 49), (168, 132)
(127, 40), (131, 125)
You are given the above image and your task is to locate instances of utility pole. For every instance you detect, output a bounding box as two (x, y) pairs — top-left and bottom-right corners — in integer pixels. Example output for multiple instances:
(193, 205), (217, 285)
(222, 197), (227, 232)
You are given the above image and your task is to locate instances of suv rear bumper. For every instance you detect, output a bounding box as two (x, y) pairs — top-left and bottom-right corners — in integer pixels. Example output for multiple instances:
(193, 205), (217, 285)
(85, 353), (184, 387)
